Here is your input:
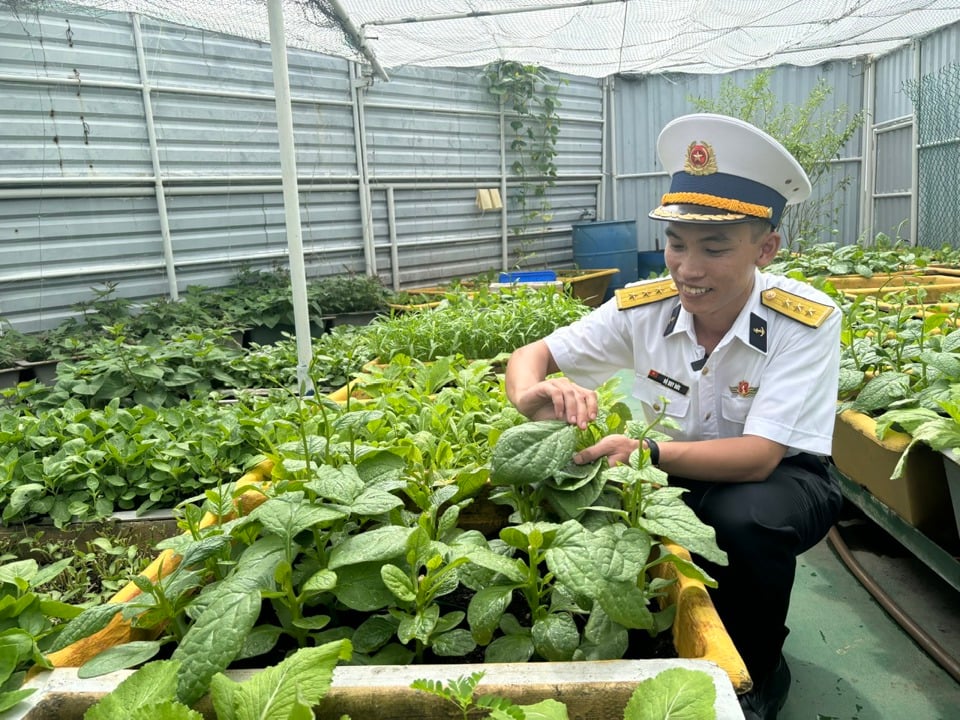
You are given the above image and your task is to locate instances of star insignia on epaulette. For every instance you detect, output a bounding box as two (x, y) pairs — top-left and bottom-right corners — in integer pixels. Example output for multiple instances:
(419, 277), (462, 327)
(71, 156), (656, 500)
(760, 288), (833, 327)
(616, 279), (678, 310)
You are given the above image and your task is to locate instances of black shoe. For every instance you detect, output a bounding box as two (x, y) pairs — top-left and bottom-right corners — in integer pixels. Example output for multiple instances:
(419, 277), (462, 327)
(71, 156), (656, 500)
(739, 655), (791, 720)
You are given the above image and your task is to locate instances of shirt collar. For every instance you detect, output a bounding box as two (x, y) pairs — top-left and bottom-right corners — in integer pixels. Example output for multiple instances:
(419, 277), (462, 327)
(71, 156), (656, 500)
(661, 269), (770, 354)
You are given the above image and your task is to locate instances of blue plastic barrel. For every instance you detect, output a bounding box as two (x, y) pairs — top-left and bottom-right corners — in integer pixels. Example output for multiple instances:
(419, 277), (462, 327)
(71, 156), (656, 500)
(637, 250), (667, 279)
(572, 220), (639, 299)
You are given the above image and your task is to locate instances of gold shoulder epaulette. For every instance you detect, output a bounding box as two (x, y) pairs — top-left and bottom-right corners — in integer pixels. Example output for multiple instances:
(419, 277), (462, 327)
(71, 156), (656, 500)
(761, 288), (834, 328)
(615, 279), (678, 310)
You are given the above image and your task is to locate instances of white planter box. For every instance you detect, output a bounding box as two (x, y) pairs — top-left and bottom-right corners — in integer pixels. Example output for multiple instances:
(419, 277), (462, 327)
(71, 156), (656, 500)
(6, 659), (744, 720)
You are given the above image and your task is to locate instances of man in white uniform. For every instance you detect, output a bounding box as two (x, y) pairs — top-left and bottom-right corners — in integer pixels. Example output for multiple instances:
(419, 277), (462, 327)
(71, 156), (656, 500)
(505, 113), (843, 720)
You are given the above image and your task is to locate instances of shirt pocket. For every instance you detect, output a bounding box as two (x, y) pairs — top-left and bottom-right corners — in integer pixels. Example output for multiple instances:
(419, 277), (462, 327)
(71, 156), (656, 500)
(721, 393), (753, 429)
(633, 375), (691, 420)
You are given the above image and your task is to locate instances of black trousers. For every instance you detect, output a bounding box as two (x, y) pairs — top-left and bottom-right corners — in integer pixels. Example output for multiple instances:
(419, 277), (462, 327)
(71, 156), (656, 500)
(669, 453), (842, 684)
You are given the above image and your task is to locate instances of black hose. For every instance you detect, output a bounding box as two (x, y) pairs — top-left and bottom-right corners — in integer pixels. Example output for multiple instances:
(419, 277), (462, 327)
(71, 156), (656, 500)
(826, 526), (960, 684)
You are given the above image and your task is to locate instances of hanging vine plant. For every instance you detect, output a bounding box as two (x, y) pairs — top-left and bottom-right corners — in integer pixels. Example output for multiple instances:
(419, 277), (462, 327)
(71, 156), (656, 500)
(483, 61), (565, 267)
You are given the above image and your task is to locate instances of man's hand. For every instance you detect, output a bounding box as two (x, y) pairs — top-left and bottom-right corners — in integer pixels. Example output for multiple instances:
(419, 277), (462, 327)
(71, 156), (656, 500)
(573, 434), (640, 467)
(512, 377), (599, 430)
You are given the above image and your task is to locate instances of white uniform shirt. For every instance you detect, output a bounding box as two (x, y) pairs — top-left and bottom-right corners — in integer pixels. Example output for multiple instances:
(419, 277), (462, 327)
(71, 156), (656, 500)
(544, 269), (841, 456)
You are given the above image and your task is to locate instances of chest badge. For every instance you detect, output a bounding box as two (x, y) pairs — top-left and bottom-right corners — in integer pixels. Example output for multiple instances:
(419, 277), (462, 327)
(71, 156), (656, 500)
(730, 380), (758, 398)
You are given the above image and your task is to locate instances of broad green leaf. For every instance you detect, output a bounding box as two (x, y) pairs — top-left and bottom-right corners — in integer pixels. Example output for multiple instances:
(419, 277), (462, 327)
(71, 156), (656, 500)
(352, 615), (398, 654)
(852, 372), (911, 413)
(623, 667), (716, 720)
(331, 562), (395, 611)
(0, 689), (35, 713)
(595, 579), (654, 630)
(301, 569), (337, 595)
(328, 526), (414, 569)
(543, 473), (606, 520)
(234, 624), (282, 662)
(430, 629), (477, 657)
(78, 640), (164, 678)
(463, 548), (526, 584)
(173, 576), (262, 706)
(306, 464), (364, 504)
(0, 559), (38, 585)
(380, 564), (416, 603)
(575, 605), (629, 660)
(484, 632), (534, 663)
(4, 484), (44, 519)
(396, 604), (440, 644)
(47, 603), (126, 653)
(345, 486), (404, 515)
(84, 659), (180, 720)
(250, 495), (344, 542)
(30, 557), (74, 588)
(531, 612), (579, 661)
(490, 699), (569, 720)
(210, 639), (352, 720)
(641, 490), (727, 565)
(491, 421), (577, 485)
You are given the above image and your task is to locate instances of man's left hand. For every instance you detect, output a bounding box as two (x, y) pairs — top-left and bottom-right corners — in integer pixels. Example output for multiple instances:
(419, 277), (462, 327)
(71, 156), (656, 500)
(573, 434), (640, 467)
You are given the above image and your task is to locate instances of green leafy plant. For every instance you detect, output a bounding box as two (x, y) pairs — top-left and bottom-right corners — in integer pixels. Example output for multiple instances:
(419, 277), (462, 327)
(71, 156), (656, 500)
(484, 61), (564, 267)
(0, 532), (151, 606)
(309, 272), (394, 315)
(412, 670), (554, 719)
(366, 285), (589, 362)
(835, 291), (960, 416)
(0, 557), (84, 709)
(413, 667), (718, 720)
(79, 639), (352, 720)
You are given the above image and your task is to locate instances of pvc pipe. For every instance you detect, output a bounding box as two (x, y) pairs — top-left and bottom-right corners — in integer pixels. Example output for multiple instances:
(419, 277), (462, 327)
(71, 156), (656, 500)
(910, 41), (921, 247)
(365, 0), (624, 26)
(326, 0), (389, 82)
(132, 14), (178, 301)
(350, 62), (376, 275)
(0, 72), (352, 107)
(826, 527), (960, 684)
(267, 0), (312, 393)
(386, 186), (400, 291)
(498, 98), (509, 270)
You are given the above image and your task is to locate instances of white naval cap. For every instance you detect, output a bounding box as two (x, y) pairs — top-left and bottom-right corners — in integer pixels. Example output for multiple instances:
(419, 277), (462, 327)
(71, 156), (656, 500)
(649, 113), (811, 227)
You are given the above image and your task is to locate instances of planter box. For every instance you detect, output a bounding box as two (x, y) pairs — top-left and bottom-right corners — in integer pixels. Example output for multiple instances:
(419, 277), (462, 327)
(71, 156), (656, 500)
(834, 273), (960, 303)
(243, 319), (330, 346)
(0, 365), (20, 389)
(557, 268), (619, 307)
(10, 659), (744, 719)
(939, 449), (960, 541)
(15, 359), (60, 385)
(0, 509), (179, 555)
(36, 462), (752, 706)
(330, 310), (382, 327)
(832, 410), (957, 543)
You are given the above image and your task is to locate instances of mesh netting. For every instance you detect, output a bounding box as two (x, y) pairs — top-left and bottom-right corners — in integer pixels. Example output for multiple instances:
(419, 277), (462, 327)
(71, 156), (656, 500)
(3, 1), (363, 62)
(903, 63), (960, 250)
(6, 0), (960, 77)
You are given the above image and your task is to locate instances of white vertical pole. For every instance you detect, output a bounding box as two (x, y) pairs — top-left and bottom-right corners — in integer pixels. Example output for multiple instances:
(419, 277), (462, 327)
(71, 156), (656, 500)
(132, 14), (178, 301)
(859, 58), (876, 245)
(267, 0), (312, 392)
(910, 41), (921, 247)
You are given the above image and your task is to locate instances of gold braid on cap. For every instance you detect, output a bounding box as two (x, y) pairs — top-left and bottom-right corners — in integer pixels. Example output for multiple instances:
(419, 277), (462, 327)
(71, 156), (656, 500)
(661, 192), (773, 220)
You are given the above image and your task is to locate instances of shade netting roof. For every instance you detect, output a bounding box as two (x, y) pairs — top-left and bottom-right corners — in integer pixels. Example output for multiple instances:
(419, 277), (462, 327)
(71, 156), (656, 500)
(12, 0), (960, 77)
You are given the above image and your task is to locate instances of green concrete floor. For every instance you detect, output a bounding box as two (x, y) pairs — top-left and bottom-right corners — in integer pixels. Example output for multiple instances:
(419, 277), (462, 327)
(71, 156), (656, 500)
(780, 513), (960, 720)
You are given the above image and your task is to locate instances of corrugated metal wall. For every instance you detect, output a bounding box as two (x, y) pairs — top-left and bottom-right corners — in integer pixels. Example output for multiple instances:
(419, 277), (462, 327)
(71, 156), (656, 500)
(0, 5), (603, 331)
(1, 5), (957, 332)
